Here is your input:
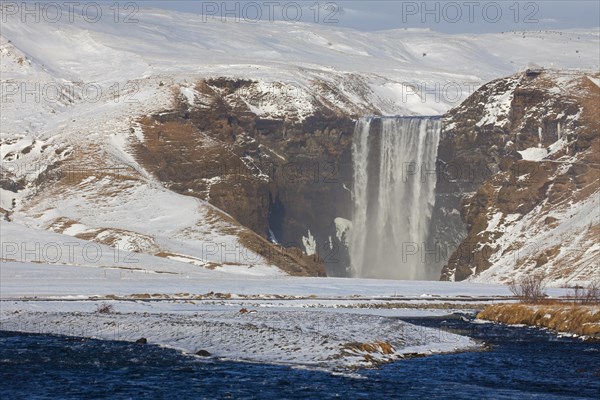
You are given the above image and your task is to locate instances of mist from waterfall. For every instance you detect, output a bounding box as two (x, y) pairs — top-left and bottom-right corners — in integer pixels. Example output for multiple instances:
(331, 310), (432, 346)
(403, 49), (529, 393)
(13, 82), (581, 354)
(350, 117), (441, 280)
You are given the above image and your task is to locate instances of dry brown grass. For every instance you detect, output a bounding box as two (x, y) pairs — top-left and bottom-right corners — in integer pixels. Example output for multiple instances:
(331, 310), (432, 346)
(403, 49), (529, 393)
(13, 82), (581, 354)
(154, 251), (222, 270)
(237, 230), (325, 277)
(47, 217), (79, 233)
(343, 341), (395, 355)
(477, 303), (600, 337)
(154, 251), (178, 258)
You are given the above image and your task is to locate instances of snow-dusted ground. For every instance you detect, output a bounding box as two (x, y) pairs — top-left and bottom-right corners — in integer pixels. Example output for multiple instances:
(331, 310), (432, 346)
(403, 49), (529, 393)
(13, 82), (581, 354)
(3, 259), (550, 299)
(0, 217), (536, 369)
(0, 219), (568, 299)
(0, 249), (568, 369)
(0, 275), (487, 370)
(1, 6), (596, 370)
(1, 215), (528, 370)
(0, 194), (571, 369)
(0, 299), (478, 370)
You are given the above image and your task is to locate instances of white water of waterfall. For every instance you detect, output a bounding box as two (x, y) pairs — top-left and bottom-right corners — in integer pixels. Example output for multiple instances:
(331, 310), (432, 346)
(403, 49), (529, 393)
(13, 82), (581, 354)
(349, 117), (441, 280)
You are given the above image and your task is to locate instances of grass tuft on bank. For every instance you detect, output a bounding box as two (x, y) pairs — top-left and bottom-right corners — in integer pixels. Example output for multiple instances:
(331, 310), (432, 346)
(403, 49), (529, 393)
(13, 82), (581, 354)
(477, 303), (600, 338)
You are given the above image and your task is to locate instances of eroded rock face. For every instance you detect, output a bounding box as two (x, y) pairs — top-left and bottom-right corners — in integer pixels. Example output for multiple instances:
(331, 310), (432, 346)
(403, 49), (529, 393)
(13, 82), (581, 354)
(438, 70), (600, 284)
(133, 71), (599, 283)
(134, 79), (358, 276)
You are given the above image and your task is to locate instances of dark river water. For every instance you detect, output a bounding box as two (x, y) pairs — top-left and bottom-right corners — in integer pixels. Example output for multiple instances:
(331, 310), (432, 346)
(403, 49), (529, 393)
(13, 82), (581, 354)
(1, 314), (599, 399)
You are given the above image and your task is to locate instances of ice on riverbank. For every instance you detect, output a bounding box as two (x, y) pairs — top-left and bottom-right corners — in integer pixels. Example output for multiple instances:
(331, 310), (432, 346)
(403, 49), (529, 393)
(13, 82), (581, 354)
(1, 300), (477, 370)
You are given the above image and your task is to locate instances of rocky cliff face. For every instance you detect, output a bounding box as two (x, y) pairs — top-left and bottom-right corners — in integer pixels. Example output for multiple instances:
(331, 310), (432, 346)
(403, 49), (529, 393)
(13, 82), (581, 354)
(3, 10), (599, 281)
(133, 79), (364, 276)
(132, 71), (599, 284)
(438, 70), (600, 285)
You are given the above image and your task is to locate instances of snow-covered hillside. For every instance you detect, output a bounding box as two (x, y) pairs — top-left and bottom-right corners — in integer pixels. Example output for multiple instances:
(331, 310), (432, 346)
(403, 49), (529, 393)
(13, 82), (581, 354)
(2, 6), (599, 131)
(439, 70), (600, 286)
(1, 6), (599, 279)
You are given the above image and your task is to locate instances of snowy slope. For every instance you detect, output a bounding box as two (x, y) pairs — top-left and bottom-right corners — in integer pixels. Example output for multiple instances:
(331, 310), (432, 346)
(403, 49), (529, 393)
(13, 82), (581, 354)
(440, 70), (600, 286)
(473, 194), (600, 286)
(1, 7), (599, 279)
(2, 7), (599, 132)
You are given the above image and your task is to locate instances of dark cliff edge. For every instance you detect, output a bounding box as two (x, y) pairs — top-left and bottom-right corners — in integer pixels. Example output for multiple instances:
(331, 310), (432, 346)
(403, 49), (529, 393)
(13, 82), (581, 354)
(133, 78), (363, 276)
(132, 71), (599, 282)
(438, 70), (599, 284)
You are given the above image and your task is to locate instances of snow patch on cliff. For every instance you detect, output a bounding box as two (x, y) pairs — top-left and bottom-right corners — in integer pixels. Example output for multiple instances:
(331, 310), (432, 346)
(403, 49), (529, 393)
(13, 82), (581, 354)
(518, 147), (548, 161)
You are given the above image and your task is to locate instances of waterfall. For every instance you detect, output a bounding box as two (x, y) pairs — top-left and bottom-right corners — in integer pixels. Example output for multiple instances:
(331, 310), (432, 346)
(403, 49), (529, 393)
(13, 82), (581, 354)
(349, 117), (441, 280)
